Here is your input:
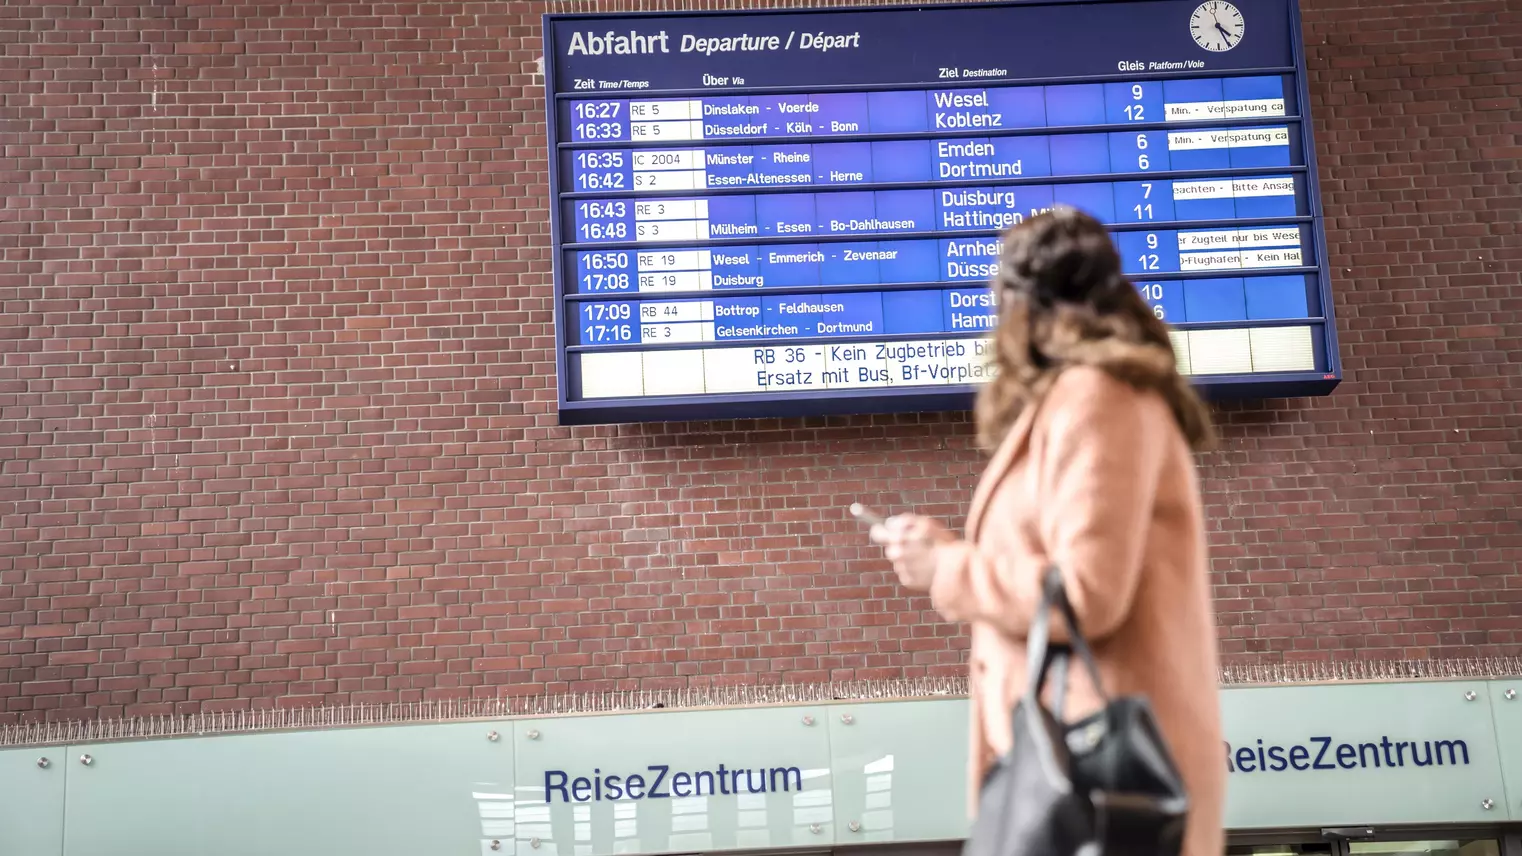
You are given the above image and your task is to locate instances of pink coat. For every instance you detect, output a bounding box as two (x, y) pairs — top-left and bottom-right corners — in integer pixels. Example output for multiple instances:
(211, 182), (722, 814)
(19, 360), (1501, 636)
(930, 366), (1226, 856)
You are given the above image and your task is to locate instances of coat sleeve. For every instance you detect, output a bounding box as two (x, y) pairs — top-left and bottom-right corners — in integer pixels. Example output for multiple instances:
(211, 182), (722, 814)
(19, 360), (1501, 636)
(929, 369), (1169, 642)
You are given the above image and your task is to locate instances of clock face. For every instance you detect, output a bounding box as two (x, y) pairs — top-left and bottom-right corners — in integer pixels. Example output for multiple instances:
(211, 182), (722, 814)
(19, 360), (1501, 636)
(1191, 1), (1245, 52)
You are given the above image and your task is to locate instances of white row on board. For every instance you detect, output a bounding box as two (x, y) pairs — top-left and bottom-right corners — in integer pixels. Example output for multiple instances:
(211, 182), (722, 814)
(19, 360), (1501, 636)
(603, 176), (1295, 244)
(621, 128), (1293, 191)
(576, 326), (1316, 399)
(619, 98), (1286, 142)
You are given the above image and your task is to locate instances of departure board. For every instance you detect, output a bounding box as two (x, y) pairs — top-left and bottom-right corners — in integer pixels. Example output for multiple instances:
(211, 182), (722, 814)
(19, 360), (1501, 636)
(545, 0), (1340, 425)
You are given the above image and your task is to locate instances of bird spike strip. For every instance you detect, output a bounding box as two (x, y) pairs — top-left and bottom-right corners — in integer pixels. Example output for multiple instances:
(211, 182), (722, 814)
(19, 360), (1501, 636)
(2, 658), (1518, 748)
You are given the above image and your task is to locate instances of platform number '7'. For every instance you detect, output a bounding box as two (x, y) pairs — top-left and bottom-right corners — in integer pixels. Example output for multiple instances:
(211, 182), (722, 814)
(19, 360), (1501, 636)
(1133, 183), (1154, 220)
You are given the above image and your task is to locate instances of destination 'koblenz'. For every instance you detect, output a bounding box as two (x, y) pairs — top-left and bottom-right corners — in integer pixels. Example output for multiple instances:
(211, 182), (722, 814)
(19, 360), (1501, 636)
(544, 764), (805, 803)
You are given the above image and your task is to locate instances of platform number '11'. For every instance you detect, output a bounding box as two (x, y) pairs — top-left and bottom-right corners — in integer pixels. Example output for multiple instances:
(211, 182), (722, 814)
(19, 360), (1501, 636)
(1134, 182), (1154, 221)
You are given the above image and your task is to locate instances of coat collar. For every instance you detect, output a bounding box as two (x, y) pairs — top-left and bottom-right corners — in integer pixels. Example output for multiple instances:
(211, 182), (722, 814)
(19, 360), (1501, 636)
(965, 400), (1040, 540)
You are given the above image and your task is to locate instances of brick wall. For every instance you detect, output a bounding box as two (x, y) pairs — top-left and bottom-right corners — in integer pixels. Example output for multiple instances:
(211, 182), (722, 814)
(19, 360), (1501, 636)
(1, 0), (1518, 722)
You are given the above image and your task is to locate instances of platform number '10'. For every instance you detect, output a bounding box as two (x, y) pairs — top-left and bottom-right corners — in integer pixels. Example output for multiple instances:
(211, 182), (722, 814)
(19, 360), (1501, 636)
(1136, 282), (1167, 320)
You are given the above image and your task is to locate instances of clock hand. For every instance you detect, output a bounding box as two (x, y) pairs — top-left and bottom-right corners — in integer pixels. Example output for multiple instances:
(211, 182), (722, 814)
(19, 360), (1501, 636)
(1215, 21), (1234, 41)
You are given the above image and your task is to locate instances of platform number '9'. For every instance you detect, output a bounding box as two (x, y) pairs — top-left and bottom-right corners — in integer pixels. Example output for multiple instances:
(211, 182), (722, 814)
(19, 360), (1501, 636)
(1124, 84), (1146, 122)
(1137, 232), (1161, 271)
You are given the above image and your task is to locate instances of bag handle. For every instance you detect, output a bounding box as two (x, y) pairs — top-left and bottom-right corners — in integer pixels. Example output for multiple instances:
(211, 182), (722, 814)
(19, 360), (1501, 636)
(1023, 566), (1110, 718)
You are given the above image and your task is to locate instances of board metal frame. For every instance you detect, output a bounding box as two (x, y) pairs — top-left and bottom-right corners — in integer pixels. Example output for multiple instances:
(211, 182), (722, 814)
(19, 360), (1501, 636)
(543, 0), (1341, 425)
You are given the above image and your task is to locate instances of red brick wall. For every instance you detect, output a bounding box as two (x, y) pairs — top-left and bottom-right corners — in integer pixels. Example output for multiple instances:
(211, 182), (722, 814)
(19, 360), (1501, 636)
(1, 0), (1518, 722)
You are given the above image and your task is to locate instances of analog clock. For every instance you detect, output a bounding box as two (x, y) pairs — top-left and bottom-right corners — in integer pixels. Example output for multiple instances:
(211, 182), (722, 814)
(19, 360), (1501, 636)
(1190, 1), (1244, 52)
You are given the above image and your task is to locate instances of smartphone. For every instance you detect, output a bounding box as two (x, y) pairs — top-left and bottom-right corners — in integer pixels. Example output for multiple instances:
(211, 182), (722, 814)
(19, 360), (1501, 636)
(849, 503), (886, 526)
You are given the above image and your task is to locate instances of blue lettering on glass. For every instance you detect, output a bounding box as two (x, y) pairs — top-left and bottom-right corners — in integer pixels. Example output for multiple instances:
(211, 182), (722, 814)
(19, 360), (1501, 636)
(544, 765), (804, 802)
(1225, 737), (1471, 773)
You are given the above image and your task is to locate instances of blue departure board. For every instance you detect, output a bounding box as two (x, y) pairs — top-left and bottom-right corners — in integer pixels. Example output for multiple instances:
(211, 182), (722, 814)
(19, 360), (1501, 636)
(545, 0), (1340, 424)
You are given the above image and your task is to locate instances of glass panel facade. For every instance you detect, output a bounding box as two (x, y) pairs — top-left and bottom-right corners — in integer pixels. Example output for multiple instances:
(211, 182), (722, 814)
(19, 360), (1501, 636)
(1351, 841), (1501, 856)
(1228, 845), (1335, 856)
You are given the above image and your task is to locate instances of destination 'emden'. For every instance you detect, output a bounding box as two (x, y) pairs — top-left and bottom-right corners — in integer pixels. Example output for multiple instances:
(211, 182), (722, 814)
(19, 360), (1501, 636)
(545, 764), (804, 803)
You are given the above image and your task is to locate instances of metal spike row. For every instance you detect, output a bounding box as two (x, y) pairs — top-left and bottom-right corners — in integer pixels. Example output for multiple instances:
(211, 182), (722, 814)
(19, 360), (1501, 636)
(2, 661), (1519, 748)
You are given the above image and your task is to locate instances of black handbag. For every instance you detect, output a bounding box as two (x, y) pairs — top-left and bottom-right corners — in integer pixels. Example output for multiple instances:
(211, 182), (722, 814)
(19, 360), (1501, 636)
(963, 568), (1189, 856)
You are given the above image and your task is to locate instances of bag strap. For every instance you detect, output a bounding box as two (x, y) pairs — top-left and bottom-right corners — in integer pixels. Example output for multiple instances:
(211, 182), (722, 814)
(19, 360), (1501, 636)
(1023, 566), (1110, 717)
(1049, 649), (1070, 720)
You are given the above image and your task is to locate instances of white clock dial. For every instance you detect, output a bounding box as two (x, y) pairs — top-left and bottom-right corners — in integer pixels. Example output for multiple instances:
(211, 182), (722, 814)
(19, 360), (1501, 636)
(1190, 1), (1245, 52)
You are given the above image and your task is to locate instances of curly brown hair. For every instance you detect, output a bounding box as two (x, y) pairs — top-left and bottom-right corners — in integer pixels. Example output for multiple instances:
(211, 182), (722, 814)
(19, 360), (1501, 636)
(974, 207), (1214, 452)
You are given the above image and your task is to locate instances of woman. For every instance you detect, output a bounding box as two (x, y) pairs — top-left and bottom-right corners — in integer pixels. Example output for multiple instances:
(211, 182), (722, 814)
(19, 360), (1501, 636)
(872, 208), (1225, 856)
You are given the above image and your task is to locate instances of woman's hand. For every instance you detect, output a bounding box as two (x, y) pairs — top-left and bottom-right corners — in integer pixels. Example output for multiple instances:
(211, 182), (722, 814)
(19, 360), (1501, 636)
(870, 514), (955, 591)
